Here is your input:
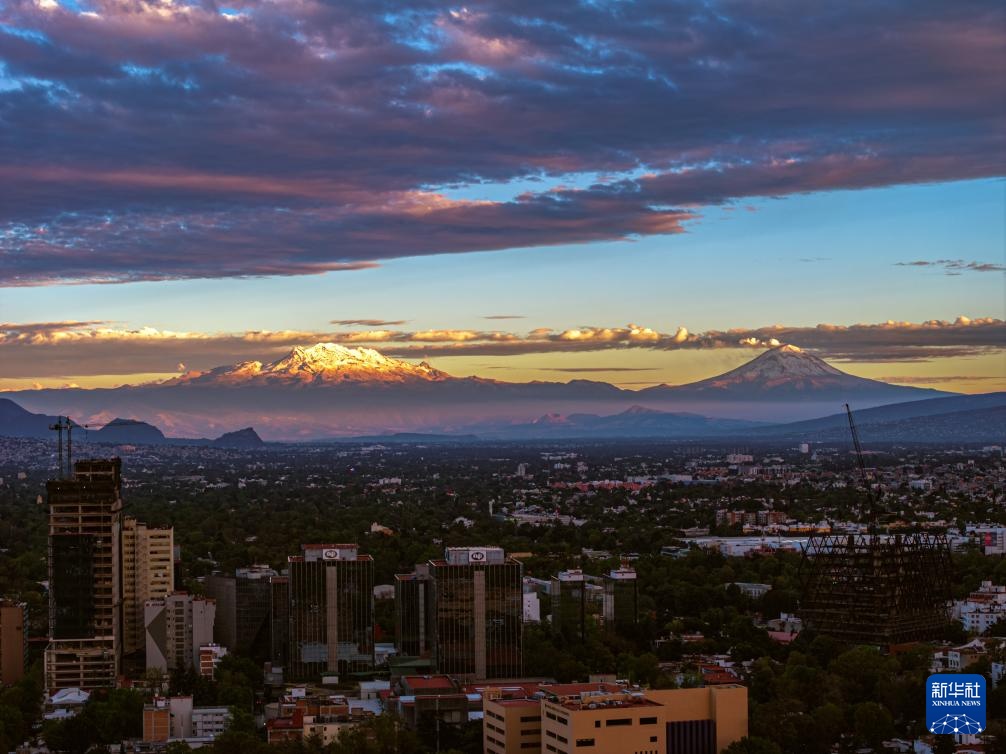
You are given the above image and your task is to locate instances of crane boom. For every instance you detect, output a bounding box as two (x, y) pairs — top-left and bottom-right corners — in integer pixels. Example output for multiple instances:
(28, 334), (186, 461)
(845, 403), (876, 529)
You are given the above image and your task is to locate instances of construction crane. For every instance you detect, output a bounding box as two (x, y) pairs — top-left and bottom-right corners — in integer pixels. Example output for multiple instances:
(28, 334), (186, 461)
(49, 416), (101, 479)
(844, 403), (877, 533)
(47, 420), (71, 478)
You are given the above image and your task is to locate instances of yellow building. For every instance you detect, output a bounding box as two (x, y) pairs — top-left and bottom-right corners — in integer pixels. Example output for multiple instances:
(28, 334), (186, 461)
(122, 517), (175, 656)
(484, 683), (747, 754)
(484, 697), (541, 753)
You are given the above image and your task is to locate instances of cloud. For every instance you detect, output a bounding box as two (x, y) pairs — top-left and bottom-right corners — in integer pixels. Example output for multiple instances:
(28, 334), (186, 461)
(331, 319), (409, 327)
(0, 316), (1002, 378)
(0, 0), (1002, 284)
(895, 259), (1005, 274)
(879, 374), (1002, 385)
(539, 367), (661, 373)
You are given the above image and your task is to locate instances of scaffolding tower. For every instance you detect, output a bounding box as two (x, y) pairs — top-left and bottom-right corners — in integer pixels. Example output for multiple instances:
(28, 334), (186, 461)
(799, 532), (952, 645)
(799, 404), (953, 645)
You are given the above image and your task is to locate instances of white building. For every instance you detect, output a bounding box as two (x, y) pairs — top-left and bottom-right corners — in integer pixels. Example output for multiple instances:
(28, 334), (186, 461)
(955, 580), (1006, 634)
(145, 592), (216, 672)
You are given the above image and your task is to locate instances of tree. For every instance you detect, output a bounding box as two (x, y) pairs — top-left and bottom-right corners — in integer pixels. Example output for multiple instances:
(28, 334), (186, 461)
(723, 736), (784, 754)
(852, 702), (894, 749)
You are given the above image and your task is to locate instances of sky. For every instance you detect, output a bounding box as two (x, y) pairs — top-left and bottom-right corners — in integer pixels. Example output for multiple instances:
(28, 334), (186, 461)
(0, 0), (1004, 393)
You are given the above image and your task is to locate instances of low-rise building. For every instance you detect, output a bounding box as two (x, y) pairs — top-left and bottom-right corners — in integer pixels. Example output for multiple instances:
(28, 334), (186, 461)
(483, 682), (747, 754)
(141, 696), (231, 748)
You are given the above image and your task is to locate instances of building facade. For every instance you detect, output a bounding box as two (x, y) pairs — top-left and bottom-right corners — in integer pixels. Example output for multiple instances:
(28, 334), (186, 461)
(145, 592), (216, 673)
(270, 575), (289, 666)
(0, 600), (26, 685)
(429, 546), (522, 681)
(484, 683), (748, 754)
(121, 517), (175, 656)
(287, 544), (374, 681)
(394, 564), (433, 658)
(203, 565), (276, 660)
(603, 564), (638, 634)
(45, 458), (123, 691)
(551, 570), (587, 642)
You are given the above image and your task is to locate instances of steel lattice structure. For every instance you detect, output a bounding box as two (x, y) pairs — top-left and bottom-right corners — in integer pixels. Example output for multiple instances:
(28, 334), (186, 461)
(799, 532), (953, 645)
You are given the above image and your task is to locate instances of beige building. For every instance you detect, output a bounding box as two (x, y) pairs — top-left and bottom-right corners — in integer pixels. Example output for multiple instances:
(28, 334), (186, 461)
(121, 517), (175, 656)
(145, 593), (216, 673)
(45, 459), (123, 691)
(484, 683), (747, 754)
(0, 600), (26, 685)
(484, 697), (542, 753)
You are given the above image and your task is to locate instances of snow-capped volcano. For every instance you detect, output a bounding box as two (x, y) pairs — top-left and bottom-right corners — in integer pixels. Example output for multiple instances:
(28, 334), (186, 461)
(6, 343), (955, 439)
(697, 344), (845, 385)
(642, 343), (922, 400)
(168, 343), (450, 385)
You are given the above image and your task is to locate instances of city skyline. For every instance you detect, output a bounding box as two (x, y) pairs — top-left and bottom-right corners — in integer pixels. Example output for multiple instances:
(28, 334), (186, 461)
(0, 0), (1003, 394)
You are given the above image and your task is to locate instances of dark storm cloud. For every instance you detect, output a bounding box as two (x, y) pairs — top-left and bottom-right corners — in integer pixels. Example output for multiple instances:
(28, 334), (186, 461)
(0, 0), (1003, 284)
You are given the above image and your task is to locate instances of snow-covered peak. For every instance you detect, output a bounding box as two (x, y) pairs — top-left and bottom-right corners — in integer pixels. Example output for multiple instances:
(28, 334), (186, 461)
(741, 344), (844, 379)
(170, 343), (451, 385)
(270, 343), (404, 374)
(686, 344), (847, 391)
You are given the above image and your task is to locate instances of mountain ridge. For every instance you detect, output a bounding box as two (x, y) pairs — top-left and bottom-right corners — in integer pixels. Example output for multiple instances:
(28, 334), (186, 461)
(2, 344), (957, 439)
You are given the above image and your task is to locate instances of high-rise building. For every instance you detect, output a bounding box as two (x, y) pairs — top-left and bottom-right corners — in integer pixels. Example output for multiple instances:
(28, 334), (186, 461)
(394, 564), (433, 658)
(603, 563), (638, 634)
(121, 517), (175, 656)
(269, 575), (289, 666)
(203, 565), (276, 660)
(551, 569), (587, 642)
(0, 599), (26, 685)
(429, 547), (522, 681)
(287, 544), (374, 681)
(45, 458), (123, 691)
(145, 592), (216, 673)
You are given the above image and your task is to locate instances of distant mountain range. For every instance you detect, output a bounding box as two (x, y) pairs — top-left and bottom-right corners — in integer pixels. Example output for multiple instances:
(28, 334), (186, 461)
(0, 343), (962, 440)
(753, 393), (1006, 443)
(0, 400), (264, 448)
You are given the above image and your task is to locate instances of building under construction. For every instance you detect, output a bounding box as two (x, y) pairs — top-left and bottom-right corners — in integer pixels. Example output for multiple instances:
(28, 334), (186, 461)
(799, 404), (953, 646)
(799, 532), (952, 645)
(45, 458), (123, 691)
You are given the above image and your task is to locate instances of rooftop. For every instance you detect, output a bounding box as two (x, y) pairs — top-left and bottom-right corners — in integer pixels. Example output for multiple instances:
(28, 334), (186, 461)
(403, 675), (456, 691)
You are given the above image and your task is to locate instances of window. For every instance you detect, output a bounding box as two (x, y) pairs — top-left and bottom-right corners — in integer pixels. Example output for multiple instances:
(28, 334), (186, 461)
(575, 739), (595, 747)
(606, 718), (632, 726)
(649, 736), (658, 742)
(594, 720), (600, 728)
(520, 715), (539, 723)
(640, 717), (658, 725)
